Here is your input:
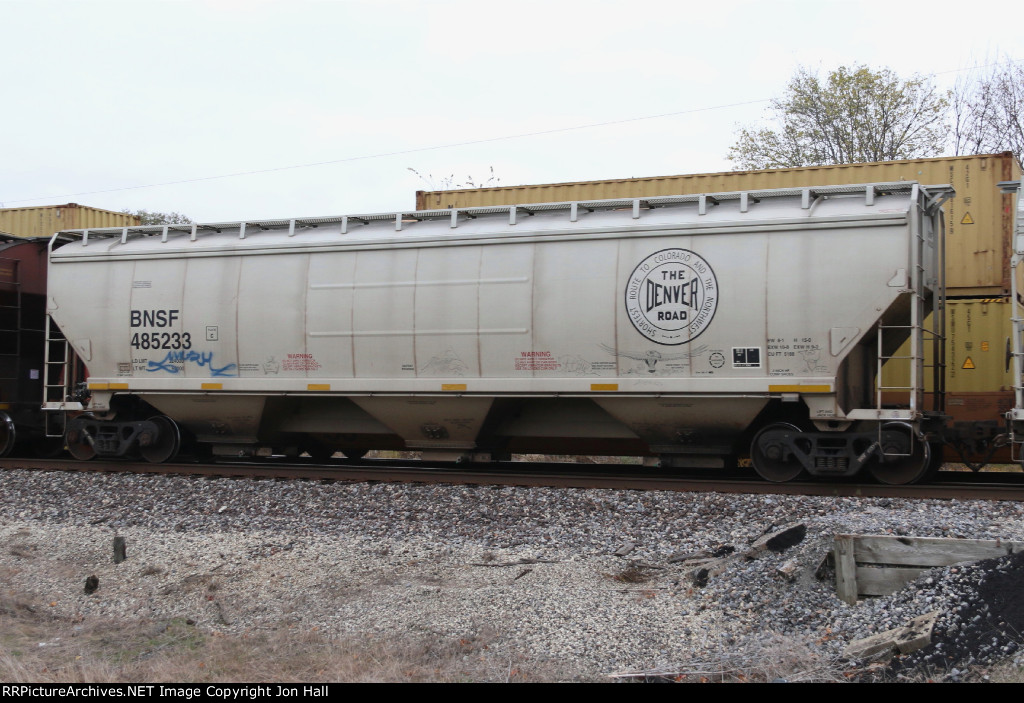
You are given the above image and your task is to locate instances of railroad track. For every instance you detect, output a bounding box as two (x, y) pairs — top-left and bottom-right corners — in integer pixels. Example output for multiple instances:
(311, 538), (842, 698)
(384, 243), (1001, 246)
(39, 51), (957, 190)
(2, 457), (1024, 501)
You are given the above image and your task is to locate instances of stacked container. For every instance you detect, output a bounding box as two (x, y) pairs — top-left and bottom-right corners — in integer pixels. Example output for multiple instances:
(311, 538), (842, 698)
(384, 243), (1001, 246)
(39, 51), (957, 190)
(0, 203), (138, 239)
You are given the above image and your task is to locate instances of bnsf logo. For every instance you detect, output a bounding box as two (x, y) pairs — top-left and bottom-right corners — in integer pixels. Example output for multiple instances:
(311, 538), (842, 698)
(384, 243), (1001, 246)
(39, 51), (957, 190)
(130, 309), (180, 327)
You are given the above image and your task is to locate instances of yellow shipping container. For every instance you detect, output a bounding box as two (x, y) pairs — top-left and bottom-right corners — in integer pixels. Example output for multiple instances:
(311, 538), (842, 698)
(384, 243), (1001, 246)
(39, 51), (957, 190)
(0, 203), (138, 239)
(882, 298), (1014, 394)
(416, 153), (1021, 296)
(880, 297), (1018, 462)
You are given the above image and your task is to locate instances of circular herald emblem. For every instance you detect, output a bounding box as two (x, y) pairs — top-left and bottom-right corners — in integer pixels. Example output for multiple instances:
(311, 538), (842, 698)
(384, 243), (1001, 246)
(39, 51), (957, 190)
(625, 248), (718, 345)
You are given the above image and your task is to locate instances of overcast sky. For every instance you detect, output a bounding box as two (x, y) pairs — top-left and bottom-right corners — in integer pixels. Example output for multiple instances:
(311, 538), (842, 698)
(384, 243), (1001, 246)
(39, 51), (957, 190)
(1, 0), (1020, 222)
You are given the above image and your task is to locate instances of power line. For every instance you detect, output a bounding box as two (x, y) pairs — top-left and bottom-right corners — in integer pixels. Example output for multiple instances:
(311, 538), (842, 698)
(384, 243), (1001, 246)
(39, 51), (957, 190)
(5, 57), (1022, 205)
(5, 99), (771, 204)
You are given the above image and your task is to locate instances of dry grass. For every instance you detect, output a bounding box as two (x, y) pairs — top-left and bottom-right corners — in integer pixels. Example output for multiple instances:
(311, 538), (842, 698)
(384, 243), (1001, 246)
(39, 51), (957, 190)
(611, 633), (848, 683)
(0, 593), (556, 683)
(987, 659), (1024, 683)
(606, 565), (658, 584)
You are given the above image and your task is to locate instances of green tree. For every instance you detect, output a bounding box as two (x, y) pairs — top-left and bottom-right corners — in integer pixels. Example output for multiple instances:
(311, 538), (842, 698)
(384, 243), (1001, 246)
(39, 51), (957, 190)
(728, 65), (949, 170)
(122, 209), (194, 225)
(952, 58), (1024, 166)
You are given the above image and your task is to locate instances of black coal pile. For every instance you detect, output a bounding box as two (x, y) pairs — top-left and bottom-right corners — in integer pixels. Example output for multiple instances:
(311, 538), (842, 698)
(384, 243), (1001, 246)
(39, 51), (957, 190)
(889, 550), (1024, 681)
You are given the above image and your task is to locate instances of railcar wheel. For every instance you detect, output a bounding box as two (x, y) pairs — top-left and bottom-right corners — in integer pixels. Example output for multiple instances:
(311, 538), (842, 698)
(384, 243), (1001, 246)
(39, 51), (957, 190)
(0, 412), (16, 458)
(750, 422), (807, 482)
(65, 421), (97, 461)
(139, 416), (181, 464)
(342, 448), (368, 460)
(867, 422), (931, 485)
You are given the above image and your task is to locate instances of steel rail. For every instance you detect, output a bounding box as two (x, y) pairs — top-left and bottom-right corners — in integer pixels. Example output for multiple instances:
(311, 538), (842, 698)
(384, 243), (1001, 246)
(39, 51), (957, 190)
(1, 458), (1023, 501)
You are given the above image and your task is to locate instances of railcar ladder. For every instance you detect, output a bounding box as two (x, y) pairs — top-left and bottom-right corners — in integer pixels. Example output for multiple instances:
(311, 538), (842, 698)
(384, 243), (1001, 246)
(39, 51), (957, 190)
(873, 184), (948, 454)
(42, 314), (78, 437)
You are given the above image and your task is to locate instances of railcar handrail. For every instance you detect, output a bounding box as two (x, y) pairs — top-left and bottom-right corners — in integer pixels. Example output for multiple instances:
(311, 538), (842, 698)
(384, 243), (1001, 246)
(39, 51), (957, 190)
(49, 182), (953, 245)
(1000, 179), (1024, 449)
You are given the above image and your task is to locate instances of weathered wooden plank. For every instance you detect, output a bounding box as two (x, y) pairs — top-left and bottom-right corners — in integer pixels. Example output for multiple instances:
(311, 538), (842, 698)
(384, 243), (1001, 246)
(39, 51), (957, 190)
(844, 627), (904, 659)
(112, 535), (127, 564)
(896, 611), (940, 654)
(690, 557), (731, 587)
(843, 610), (940, 660)
(835, 534), (1024, 601)
(835, 535), (859, 605)
(776, 558), (799, 582)
(749, 523), (806, 554)
(855, 565), (931, 595)
(852, 535), (1024, 567)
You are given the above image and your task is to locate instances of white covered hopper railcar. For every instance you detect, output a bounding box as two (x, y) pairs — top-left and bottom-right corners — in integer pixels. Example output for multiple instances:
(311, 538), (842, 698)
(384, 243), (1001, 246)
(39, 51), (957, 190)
(44, 182), (952, 483)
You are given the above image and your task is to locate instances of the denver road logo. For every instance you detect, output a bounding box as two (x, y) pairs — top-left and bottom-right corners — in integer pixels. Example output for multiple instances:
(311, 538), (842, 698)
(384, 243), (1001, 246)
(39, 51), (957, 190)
(625, 248), (718, 345)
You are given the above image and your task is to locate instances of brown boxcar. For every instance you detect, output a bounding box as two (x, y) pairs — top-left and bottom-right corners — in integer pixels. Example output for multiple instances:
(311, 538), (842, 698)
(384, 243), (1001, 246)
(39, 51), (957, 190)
(0, 235), (56, 454)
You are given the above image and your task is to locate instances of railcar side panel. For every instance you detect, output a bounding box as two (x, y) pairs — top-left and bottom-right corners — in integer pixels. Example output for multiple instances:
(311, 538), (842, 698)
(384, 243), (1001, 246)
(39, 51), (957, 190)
(306, 252), (357, 378)
(353, 248), (417, 378)
(478, 244), (533, 378)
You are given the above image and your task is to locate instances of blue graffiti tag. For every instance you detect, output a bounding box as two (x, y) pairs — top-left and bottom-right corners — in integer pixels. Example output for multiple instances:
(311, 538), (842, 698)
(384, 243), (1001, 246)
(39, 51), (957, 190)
(146, 350), (238, 377)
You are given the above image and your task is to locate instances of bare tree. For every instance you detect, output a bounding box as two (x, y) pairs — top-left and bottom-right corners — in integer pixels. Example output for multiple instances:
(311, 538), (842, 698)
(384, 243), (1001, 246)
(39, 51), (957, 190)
(952, 59), (1024, 166)
(122, 209), (194, 225)
(408, 166), (500, 191)
(728, 65), (949, 170)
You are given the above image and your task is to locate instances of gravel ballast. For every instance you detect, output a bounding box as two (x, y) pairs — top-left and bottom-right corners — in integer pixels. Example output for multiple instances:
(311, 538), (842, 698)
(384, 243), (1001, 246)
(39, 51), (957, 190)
(2, 468), (1023, 681)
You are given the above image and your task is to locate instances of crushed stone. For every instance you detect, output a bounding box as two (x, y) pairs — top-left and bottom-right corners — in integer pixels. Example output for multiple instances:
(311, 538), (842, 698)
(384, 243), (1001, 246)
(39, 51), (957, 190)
(1, 468), (1023, 681)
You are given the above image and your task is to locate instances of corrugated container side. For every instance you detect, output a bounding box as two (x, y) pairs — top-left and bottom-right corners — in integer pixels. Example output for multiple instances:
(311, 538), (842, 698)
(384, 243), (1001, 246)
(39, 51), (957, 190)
(881, 298), (1013, 393)
(0, 204), (139, 239)
(417, 153), (1021, 295)
(881, 296), (1015, 462)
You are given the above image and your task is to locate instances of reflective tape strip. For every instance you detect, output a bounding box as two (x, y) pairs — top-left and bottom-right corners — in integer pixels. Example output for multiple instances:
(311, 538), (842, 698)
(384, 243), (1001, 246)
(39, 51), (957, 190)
(442, 383), (467, 391)
(201, 383), (223, 390)
(307, 384), (331, 391)
(591, 383), (619, 391)
(769, 384), (832, 393)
